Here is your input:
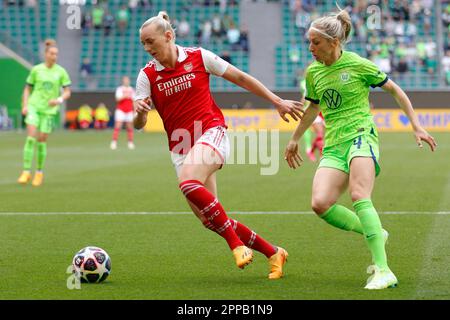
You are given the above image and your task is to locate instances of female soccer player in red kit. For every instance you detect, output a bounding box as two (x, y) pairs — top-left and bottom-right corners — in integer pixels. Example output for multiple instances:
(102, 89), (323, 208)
(134, 11), (303, 279)
(111, 76), (136, 150)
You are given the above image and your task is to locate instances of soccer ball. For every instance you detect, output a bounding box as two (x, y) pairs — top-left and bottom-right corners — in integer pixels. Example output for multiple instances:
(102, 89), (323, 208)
(72, 246), (111, 283)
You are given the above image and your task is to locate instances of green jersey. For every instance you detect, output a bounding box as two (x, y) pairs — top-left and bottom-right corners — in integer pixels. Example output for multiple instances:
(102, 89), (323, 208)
(305, 51), (387, 147)
(26, 63), (71, 115)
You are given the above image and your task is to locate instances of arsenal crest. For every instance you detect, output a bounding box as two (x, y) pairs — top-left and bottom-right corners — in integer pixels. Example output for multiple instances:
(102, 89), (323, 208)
(184, 62), (193, 72)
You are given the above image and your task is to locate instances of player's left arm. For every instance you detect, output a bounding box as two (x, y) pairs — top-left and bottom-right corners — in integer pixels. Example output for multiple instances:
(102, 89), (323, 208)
(49, 86), (71, 106)
(381, 79), (437, 151)
(221, 64), (304, 122)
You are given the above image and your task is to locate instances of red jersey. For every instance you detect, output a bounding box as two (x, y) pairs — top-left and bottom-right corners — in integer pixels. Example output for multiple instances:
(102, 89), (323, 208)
(136, 46), (229, 154)
(115, 86), (135, 113)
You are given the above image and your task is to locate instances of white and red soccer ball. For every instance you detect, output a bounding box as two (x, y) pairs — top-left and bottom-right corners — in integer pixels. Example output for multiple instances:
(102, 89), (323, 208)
(72, 246), (111, 283)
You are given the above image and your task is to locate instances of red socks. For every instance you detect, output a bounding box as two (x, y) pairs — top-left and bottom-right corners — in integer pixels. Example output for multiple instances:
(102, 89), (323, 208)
(112, 128), (119, 141)
(179, 180), (243, 250)
(127, 127), (133, 142)
(202, 215), (277, 258)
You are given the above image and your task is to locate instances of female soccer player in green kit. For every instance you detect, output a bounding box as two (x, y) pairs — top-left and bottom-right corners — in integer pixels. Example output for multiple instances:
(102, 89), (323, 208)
(17, 39), (71, 186)
(284, 9), (437, 290)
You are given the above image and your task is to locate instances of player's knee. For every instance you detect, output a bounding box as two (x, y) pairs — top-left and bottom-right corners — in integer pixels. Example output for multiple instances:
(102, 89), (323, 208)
(350, 189), (369, 203)
(311, 197), (332, 215)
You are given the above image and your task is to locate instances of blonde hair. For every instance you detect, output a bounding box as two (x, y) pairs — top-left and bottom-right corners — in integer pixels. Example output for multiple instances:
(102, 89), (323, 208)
(44, 38), (57, 52)
(309, 7), (352, 45)
(139, 11), (176, 41)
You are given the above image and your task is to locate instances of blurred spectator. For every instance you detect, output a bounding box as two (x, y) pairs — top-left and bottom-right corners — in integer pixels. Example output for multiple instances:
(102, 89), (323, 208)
(220, 50), (232, 64)
(395, 57), (409, 81)
(239, 25), (249, 52)
(288, 43), (300, 63)
(94, 103), (110, 130)
(443, 2), (450, 28)
(383, 16), (396, 37)
(222, 14), (234, 32)
(92, 5), (104, 30)
(116, 5), (130, 34)
(200, 20), (212, 45)
(219, 0), (227, 14)
(177, 17), (190, 38)
(372, 53), (391, 74)
(405, 19), (417, 45)
(295, 6), (311, 35)
(443, 50), (450, 85)
(212, 14), (224, 38)
(78, 104), (93, 130)
(81, 10), (92, 36)
(227, 22), (240, 50)
(103, 10), (115, 36)
(444, 50), (450, 72)
(80, 58), (93, 78)
(424, 36), (437, 61)
(25, 0), (36, 7)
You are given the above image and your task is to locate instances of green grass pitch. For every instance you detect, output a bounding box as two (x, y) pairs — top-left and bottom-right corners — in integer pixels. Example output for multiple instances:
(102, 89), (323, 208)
(0, 130), (449, 299)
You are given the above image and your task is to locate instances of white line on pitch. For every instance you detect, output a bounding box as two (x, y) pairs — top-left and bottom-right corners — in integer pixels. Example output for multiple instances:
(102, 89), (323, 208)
(0, 211), (449, 216)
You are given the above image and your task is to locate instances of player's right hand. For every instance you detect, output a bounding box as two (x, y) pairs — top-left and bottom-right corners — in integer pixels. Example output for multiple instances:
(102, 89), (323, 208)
(284, 140), (303, 169)
(276, 100), (304, 122)
(135, 97), (152, 114)
(21, 107), (27, 116)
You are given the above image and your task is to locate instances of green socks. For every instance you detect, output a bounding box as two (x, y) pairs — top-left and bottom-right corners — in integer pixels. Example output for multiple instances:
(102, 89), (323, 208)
(320, 204), (364, 234)
(23, 136), (36, 170)
(37, 142), (47, 171)
(353, 199), (388, 270)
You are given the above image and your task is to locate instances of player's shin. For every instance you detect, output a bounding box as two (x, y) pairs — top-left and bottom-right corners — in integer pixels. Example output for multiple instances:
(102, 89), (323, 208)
(37, 142), (47, 171)
(23, 136), (36, 170)
(319, 204), (364, 234)
(179, 179), (243, 250)
(353, 199), (388, 270)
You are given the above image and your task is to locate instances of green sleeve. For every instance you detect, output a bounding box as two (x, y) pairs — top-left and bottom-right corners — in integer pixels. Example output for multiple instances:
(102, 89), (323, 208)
(360, 58), (388, 88)
(26, 66), (37, 86)
(305, 68), (319, 104)
(60, 68), (72, 87)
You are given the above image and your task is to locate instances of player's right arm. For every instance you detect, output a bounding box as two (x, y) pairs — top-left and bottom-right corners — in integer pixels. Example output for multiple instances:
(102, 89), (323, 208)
(134, 98), (152, 130)
(22, 84), (32, 115)
(22, 66), (37, 115)
(284, 102), (320, 169)
(133, 70), (152, 130)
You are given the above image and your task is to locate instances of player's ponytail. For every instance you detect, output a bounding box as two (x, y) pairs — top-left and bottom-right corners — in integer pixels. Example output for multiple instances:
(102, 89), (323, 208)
(44, 38), (57, 52)
(308, 4), (352, 46)
(157, 11), (170, 22)
(336, 8), (352, 43)
(139, 11), (176, 41)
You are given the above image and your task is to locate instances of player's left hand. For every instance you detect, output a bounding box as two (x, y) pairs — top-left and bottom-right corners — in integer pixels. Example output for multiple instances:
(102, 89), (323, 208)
(414, 127), (437, 152)
(276, 100), (304, 122)
(284, 139), (303, 169)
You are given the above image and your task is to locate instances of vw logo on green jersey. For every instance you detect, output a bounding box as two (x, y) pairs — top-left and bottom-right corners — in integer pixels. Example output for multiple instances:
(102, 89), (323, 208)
(43, 81), (54, 90)
(340, 72), (350, 82)
(322, 89), (342, 110)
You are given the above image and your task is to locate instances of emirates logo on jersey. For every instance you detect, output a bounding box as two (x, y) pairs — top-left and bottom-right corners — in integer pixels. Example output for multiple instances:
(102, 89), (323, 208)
(184, 62), (193, 72)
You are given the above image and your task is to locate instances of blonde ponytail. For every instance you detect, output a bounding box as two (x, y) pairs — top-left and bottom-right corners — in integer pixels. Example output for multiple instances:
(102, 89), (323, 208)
(139, 10), (176, 41)
(44, 38), (57, 51)
(309, 7), (352, 45)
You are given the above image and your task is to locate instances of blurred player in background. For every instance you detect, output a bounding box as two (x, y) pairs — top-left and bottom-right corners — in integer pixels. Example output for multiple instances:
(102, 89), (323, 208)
(299, 76), (324, 161)
(134, 11), (303, 278)
(285, 8), (437, 290)
(17, 39), (71, 186)
(111, 76), (136, 150)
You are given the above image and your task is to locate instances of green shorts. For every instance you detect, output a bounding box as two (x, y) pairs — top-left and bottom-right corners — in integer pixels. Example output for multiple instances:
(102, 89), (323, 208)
(25, 108), (55, 134)
(319, 131), (381, 177)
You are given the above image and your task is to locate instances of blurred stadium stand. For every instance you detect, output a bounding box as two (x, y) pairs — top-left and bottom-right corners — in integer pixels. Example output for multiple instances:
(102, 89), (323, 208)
(0, 0), (449, 94)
